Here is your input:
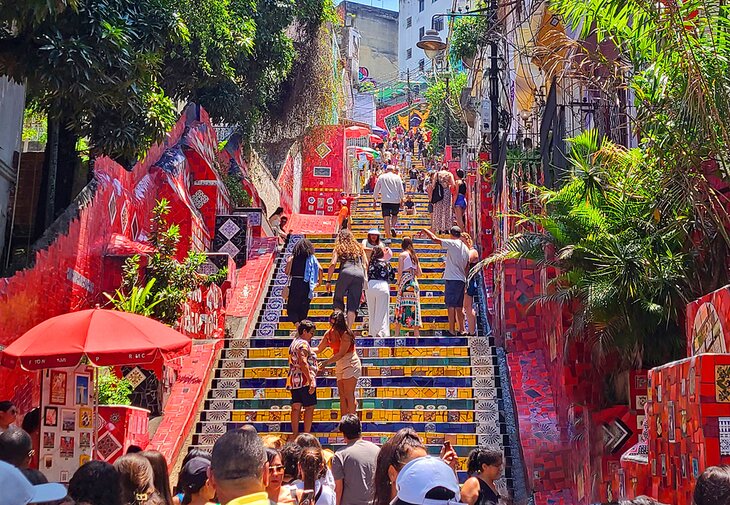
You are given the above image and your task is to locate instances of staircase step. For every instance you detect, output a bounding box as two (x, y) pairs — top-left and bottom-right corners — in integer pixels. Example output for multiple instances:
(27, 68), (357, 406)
(208, 386), (486, 400)
(199, 408), (502, 424)
(204, 397), (482, 410)
(218, 357), (473, 367)
(222, 345), (478, 359)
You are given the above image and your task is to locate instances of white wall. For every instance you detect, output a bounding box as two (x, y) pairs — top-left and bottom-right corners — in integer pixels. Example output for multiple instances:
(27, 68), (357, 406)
(0, 77), (25, 257)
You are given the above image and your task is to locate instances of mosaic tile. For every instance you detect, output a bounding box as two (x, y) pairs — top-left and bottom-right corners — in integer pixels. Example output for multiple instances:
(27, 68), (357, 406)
(720, 417), (730, 456)
(203, 423), (225, 434)
(207, 411), (229, 422)
(717, 365), (730, 402)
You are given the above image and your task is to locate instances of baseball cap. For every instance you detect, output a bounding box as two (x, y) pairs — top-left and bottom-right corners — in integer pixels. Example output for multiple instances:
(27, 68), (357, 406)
(340, 199), (348, 205)
(368, 228), (381, 236)
(449, 226), (462, 237)
(0, 460), (67, 505)
(390, 457), (462, 505)
(179, 456), (210, 494)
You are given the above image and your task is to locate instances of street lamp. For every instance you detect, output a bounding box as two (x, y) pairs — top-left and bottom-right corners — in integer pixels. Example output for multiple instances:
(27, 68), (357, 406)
(416, 29), (446, 61)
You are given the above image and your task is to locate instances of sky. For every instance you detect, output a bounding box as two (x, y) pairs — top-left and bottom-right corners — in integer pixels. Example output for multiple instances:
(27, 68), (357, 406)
(339, 0), (399, 12)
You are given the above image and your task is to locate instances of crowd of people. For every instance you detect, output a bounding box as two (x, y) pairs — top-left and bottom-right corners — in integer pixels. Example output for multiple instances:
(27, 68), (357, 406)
(5, 400), (730, 505)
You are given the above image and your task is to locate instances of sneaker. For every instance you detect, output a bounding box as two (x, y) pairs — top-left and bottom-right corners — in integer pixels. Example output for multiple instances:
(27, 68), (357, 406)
(391, 229), (397, 237)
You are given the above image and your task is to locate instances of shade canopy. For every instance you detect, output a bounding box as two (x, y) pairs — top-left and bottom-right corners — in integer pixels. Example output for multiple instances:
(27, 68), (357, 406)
(369, 134), (384, 144)
(344, 125), (370, 138)
(0, 309), (192, 371)
(372, 126), (388, 136)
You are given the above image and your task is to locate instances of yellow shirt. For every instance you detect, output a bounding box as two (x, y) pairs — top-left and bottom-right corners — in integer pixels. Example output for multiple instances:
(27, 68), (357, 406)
(226, 492), (273, 505)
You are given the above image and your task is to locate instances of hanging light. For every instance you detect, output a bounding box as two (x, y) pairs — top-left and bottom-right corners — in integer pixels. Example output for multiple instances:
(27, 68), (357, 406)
(417, 29), (447, 61)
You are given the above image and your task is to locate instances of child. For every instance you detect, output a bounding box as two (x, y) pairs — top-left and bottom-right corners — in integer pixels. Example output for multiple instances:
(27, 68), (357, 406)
(337, 199), (350, 231)
(404, 195), (416, 215)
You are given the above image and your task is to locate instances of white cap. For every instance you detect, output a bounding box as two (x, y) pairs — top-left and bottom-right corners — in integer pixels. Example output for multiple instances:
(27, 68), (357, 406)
(390, 457), (462, 505)
(386, 165), (396, 171)
(0, 460), (67, 505)
(340, 199), (348, 205)
(368, 228), (381, 236)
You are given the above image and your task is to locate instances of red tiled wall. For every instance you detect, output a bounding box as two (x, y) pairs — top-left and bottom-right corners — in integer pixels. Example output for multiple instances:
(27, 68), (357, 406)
(300, 125), (347, 215)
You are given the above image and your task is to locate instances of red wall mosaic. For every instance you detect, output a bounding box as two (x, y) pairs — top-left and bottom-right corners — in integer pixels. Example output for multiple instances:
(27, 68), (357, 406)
(300, 125), (348, 215)
(686, 285), (730, 356)
(95, 405), (150, 464)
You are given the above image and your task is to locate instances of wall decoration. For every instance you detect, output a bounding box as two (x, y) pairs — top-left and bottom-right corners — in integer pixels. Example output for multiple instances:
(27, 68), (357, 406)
(61, 409), (75, 432)
(75, 374), (89, 405)
(79, 432), (91, 449)
(50, 371), (67, 405)
(60, 436), (74, 458)
(43, 455), (52, 469)
(43, 432), (55, 449)
(79, 454), (90, 466)
(79, 408), (93, 429)
(44, 407), (58, 427)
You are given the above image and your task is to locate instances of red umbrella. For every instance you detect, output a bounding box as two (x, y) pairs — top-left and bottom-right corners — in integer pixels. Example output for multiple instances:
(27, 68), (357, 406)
(0, 309), (192, 371)
(344, 125), (370, 138)
(369, 134), (384, 144)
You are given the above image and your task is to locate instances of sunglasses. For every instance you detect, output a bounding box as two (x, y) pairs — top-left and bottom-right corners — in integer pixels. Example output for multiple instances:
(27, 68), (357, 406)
(269, 465), (285, 473)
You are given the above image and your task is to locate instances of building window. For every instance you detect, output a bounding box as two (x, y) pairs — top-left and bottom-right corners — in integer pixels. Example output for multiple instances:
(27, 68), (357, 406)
(406, 48), (412, 59)
(406, 16), (412, 28)
(419, 59), (425, 71)
(419, 0), (425, 11)
(419, 26), (425, 40)
(433, 17), (444, 31)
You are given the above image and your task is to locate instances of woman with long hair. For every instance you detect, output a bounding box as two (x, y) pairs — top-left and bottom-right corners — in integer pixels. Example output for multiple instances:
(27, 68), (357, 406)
(361, 229), (392, 262)
(266, 448), (295, 504)
(141, 450), (174, 505)
(461, 449), (503, 505)
(114, 454), (165, 505)
(372, 428), (427, 505)
(454, 169), (468, 230)
(285, 238), (322, 324)
(366, 246), (394, 338)
(68, 460), (123, 505)
(394, 237), (423, 337)
(292, 447), (336, 505)
(429, 166), (455, 234)
(461, 233), (480, 336)
(326, 230), (368, 328)
(177, 457), (215, 505)
(315, 310), (362, 415)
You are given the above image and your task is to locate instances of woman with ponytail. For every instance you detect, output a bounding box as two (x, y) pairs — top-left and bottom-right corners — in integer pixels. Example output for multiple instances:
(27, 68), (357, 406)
(394, 236), (423, 337)
(292, 447), (336, 505)
(114, 454), (165, 505)
(177, 457), (215, 505)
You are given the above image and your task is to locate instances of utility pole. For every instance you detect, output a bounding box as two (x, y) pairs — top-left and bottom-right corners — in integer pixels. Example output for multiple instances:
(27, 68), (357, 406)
(445, 73), (451, 148)
(407, 68), (412, 133)
(489, 0), (500, 170)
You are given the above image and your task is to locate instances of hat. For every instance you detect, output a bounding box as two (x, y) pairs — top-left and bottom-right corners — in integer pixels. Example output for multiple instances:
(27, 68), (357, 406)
(179, 457), (210, 494)
(0, 460), (67, 505)
(340, 199), (348, 205)
(386, 165), (396, 171)
(390, 457), (461, 505)
(449, 226), (462, 237)
(367, 229), (381, 236)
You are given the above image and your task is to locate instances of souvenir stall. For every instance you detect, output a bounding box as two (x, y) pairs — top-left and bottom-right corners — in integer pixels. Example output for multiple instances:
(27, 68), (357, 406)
(0, 308), (192, 483)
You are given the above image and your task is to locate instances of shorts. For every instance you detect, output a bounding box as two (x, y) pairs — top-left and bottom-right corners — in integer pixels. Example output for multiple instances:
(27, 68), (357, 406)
(410, 178), (417, 188)
(381, 203), (400, 217)
(444, 280), (466, 308)
(466, 275), (479, 297)
(290, 386), (317, 407)
(455, 194), (467, 208)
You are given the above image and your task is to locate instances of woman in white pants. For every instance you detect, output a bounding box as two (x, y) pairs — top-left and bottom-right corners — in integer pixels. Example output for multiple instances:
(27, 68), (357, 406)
(365, 246), (393, 338)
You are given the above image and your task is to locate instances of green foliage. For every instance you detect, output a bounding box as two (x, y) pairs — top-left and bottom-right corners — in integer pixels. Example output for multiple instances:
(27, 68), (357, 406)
(222, 174), (253, 208)
(450, 14), (488, 63)
(473, 130), (729, 378)
(96, 368), (133, 405)
(105, 277), (166, 316)
(424, 72), (468, 152)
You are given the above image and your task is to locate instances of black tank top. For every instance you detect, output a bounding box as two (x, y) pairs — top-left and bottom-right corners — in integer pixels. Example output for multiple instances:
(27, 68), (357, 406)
(475, 477), (499, 505)
(458, 180), (467, 195)
(291, 254), (308, 278)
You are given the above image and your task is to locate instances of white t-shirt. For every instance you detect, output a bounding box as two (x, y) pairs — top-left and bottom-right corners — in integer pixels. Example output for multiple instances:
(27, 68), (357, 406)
(373, 172), (405, 204)
(441, 238), (470, 281)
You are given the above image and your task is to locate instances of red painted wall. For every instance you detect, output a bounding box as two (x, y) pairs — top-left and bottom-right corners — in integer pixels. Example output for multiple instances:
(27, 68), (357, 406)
(300, 125), (347, 215)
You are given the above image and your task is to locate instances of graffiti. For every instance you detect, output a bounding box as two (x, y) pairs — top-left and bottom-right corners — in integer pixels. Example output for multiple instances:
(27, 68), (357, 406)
(383, 102), (431, 132)
(358, 66), (377, 86)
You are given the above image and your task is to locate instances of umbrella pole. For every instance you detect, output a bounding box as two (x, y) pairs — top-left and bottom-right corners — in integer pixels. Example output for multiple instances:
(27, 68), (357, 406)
(93, 366), (99, 460)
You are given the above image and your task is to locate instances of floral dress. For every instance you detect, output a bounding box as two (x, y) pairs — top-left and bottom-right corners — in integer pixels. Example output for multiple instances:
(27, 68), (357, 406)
(395, 254), (422, 329)
(431, 171), (453, 232)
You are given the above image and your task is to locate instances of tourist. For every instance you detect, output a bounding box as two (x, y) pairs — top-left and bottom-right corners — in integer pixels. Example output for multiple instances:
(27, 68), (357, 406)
(461, 233), (480, 336)
(421, 227), (470, 335)
(454, 169), (468, 230)
(269, 207), (285, 230)
(262, 435), (285, 450)
(141, 450), (174, 505)
(209, 428), (270, 505)
(337, 199), (350, 232)
(361, 229), (392, 263)
(114, 453), (165, 505)
(0, 401), (17, 433)
(127, 445), (144, 454)
(404, 195), (415, 216)
(408, 166), (418, 192)
(326, 231), (368, 328)
(0, 427), (33, 469)
(389, 457), (462, 505)
(417, 172), (425, 193)
(461, 449), (503, 505)
(21, 408), (40, 470)
(291, 447), (336, 505)
(177, 457), (215, 505)
(281, 443), (303, 486)
(294, 434), (336, 490)
(174, 449), (211, 504)
(373, 165), (405, 240)
(285, 239), (322, 325)
(68, 460), (122, 505)
(694, 465), (730, 505)
(266, 448), (294, 504)
(394, 237), (422, 338)
(331, 415), (379, 505)
(315, 311), (362, 416)
(429, 166), (455, 234)
(365, 246), (394, 338)
(0, 459), (67, 505)
(287, 320), (318, 437)
(372, 428), (427, 505)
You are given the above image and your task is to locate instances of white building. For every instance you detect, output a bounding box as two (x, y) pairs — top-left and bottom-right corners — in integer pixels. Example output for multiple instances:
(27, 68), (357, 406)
(0, 77), (25, 262)
(398, 0), (468, 78)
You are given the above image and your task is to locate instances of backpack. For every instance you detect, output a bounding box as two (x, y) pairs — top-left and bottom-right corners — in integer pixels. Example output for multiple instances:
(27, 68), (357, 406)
(431, 178), (445, 203)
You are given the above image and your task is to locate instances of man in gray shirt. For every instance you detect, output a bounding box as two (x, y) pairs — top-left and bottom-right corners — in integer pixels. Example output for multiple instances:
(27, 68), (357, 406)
(331, 414), (380, 505)
(422, 226), (470, 335)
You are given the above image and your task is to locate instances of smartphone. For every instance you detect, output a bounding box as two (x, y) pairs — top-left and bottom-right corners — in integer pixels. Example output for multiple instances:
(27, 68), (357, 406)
(300, 489), (315, 505)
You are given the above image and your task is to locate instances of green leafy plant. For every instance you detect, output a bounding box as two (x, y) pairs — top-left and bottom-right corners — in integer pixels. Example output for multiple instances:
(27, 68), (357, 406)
(450, 15), (487, 64)
(104, 277), (166, 316)
(96, 368), (133, 406)
(424, 71), (468, 152)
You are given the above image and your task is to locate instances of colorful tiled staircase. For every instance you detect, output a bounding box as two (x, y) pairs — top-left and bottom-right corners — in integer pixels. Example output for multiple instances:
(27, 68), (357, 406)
(190, 192), (515, 493)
